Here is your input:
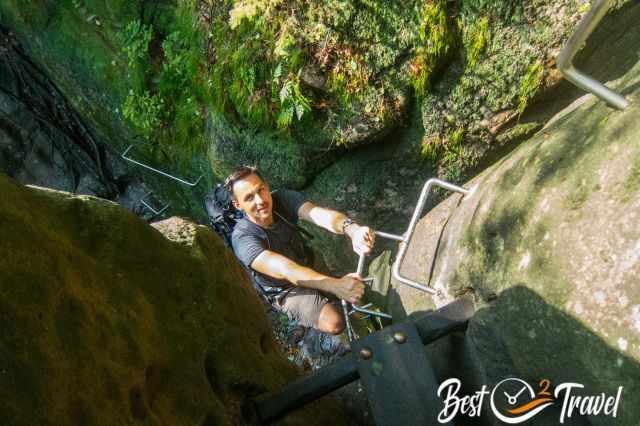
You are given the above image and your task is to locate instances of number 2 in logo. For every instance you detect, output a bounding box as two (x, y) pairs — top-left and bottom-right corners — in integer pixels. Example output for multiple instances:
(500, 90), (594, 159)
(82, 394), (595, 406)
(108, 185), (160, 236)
(538, 379), (552, 397)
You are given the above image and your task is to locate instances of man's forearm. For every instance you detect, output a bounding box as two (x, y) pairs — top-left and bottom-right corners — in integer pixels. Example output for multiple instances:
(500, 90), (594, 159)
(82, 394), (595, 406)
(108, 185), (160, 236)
(300, 203), (350, 235)
(281, 260), (364, 303)
(280, 260), (336, 293)
(252, 250), (335, 291)
(251, 250), (364, 303)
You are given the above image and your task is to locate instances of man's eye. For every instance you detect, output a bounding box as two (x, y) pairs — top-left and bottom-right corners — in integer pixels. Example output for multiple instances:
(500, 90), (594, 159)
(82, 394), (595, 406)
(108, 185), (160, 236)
(246, 195), (253, 202)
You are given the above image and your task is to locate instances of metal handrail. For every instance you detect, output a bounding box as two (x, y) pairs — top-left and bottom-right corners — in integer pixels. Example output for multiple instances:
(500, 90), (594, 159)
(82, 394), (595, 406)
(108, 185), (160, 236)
(121, 145), (204, 187)
(139, 192), (170, 217)
(341, 179), (468, 341)
(556, 0), (630, 110)
(392, 179), (468, 294)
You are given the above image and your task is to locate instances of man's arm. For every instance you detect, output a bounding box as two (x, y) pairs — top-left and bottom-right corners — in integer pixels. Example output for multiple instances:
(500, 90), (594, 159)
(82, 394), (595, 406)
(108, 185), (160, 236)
(297, 201), (375, 255)
(251, 250), (364, 304)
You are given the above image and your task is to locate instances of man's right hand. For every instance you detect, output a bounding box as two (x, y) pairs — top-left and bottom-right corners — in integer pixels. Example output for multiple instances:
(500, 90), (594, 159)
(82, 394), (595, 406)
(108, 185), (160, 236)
(330, 274), (365, 304)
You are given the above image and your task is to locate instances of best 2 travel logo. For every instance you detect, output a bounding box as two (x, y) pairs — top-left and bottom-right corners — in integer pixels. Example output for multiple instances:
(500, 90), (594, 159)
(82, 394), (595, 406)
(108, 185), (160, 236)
(436, 377), (623, 424)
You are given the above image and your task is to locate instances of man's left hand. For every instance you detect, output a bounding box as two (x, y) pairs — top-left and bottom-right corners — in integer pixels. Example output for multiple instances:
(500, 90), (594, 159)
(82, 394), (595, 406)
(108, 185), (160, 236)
(346, 224), (375, 255)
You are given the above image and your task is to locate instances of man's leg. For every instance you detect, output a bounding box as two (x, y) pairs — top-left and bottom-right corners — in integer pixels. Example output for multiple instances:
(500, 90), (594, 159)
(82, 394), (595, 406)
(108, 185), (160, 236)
(316, 303), (345, 335)
(278, 288), (345, 335)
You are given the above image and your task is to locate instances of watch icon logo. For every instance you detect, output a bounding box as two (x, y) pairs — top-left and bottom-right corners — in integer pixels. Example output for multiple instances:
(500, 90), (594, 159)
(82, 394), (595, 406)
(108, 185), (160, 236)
(490, 378), (554, 424)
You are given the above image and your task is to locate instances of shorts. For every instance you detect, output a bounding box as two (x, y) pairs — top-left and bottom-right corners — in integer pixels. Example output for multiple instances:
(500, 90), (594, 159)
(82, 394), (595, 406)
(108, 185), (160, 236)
(276, 287), (336, 328)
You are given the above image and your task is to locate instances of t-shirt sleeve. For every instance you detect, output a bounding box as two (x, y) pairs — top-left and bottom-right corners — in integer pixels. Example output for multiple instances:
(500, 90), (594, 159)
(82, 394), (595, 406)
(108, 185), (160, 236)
(231, 230), (267, 269)
(274, 189), (306, 223)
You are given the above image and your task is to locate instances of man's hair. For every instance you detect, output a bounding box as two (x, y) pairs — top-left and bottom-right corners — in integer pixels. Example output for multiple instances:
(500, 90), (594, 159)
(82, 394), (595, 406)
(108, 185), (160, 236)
(224, 165), (264, 198)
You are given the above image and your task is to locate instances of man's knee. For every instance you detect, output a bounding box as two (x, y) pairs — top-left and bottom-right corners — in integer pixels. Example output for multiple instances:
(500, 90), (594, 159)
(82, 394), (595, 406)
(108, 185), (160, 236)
(322, 318), (345, 335)
(317, 304), (345, 335)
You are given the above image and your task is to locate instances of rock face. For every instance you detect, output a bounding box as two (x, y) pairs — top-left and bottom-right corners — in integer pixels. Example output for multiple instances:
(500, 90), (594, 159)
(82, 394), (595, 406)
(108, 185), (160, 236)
(304, 0), (640, 275)
(0, 27), (154, 216)
(0, 2), (214, 222)
(374, 44), (640, 424)
(0, 174), (347, 425)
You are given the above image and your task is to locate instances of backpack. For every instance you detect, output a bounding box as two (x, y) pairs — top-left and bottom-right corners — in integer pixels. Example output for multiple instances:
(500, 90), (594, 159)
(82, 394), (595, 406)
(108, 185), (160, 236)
(204, 183), (243, 248)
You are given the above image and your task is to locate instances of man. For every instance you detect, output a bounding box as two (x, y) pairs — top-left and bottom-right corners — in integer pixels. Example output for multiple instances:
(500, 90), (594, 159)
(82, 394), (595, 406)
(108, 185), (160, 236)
(226, 166), (375, 335)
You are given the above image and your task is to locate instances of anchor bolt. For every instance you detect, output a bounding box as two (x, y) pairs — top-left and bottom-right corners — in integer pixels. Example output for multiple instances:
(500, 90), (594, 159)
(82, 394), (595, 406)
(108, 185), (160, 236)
(393, 332), (407, 344)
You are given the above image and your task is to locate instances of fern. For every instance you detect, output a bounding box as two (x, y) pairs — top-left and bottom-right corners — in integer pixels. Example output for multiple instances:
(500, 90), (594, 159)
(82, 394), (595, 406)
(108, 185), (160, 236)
(120, 20), (153, 70)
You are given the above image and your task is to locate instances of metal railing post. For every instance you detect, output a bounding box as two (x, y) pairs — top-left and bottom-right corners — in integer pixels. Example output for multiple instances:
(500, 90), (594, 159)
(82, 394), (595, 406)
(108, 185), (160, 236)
(556, 0), (630, 110)
(391, 179), (468, 294)
(121, 145), (204, 187)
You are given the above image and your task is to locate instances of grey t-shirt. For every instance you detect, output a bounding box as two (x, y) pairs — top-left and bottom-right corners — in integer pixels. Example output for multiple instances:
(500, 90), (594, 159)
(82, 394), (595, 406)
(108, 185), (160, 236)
(231, 190), (308, 298)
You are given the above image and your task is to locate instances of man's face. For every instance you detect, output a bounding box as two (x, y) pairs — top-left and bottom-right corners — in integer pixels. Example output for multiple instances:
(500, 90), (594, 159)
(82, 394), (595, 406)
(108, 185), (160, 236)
(231, 173), (273, 225)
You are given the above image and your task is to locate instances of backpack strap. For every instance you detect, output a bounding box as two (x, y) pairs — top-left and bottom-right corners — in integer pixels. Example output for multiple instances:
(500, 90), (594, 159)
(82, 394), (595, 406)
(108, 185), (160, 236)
(273, 210), (314, 240)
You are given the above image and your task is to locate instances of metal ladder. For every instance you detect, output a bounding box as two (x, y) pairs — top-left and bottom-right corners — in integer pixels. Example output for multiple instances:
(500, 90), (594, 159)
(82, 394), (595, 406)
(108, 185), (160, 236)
(341, 178), (469, 341)
(120, 144), (203, 217)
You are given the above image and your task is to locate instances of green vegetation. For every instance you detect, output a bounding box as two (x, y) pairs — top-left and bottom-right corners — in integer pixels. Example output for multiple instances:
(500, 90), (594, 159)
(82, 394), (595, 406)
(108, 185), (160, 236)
(1, 0), (581, 197)
(112, 0), (563, 171)
(207, 0), (421, 146)
(463, 16), (490, 68)
(459, 0), (523, 20)
(412, 0), (457, 97)
(420, 126), (464, 165)
(118, 1), (212, 152)
(518, 61), (544, 115)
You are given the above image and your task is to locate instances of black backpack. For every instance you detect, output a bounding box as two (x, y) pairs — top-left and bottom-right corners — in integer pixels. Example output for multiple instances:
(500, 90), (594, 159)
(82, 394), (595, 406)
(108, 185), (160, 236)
(204, 184), (243, 248)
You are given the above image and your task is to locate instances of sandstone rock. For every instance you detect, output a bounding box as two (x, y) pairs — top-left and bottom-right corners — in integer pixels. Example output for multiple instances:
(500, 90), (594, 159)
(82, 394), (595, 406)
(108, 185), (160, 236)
(379, 53), (640, 424)
(0, 174), (347, 425)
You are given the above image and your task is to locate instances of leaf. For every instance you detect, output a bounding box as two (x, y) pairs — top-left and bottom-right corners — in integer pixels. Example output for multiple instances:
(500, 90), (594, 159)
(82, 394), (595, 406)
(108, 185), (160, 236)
(273, 63), (283, 80)
(277, 106), (294, 128)
(279, 81), (292, 102)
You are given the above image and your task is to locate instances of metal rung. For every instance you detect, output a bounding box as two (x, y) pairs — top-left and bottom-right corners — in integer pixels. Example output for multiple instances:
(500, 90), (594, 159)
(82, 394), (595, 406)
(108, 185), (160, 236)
(390, 178), (468, 294)
(557, 0), (630, 110)
(352, 179), (469, 295)
(121, 145), (204, 187)
(139, 192), (170, 218)
(351, 305), (393, 320)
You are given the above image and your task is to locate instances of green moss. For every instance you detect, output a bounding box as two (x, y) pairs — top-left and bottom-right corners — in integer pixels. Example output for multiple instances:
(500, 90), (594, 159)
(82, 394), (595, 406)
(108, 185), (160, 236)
(412, 0), (458, 97)
(495, 122), (542, 145)
(419, 126), (465, 175)
(118, 1), (212, 154)
(463, 16), (490, 68)
(459, 0), (523, 21)
(518, 61), (544, 115)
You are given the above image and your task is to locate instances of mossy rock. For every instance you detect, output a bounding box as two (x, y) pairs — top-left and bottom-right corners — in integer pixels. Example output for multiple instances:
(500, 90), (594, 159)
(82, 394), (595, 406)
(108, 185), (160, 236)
(0, 174), (348, 425)
(377, 42), (640, 424)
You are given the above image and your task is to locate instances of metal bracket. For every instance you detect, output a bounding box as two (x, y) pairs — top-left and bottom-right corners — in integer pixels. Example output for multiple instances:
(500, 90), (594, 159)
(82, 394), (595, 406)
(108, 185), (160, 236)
(342, 251), (393, 342)
(391, 179), (468, 294)
(352, 321), (451, 426)
(556, 0), (630, 110)
(254, 296), (474, 424)
(121, 145), (204, 187)
(139, 192), (170, 218)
